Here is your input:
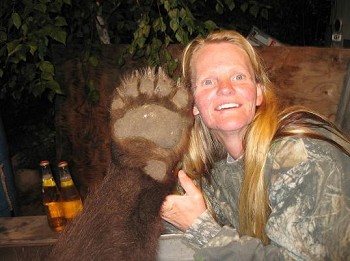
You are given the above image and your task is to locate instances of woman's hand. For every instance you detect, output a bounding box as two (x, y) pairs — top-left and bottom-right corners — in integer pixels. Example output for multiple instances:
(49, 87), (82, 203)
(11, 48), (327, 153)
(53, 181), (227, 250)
(161, 170), (207, 231)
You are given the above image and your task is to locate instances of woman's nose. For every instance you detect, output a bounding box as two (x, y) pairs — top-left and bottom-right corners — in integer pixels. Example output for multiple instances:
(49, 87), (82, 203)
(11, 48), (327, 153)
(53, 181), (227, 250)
(217, 79), (235, 95)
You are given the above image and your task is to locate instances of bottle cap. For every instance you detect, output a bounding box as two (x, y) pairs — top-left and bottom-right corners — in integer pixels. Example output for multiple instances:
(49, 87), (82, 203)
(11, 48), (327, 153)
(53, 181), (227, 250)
(58, 161), (68, 168)
(40, 160), (50, 166)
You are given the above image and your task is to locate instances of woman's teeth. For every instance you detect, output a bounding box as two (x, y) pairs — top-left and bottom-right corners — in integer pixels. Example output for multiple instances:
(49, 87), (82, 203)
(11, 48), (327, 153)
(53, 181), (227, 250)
(217, 103), (239, 110)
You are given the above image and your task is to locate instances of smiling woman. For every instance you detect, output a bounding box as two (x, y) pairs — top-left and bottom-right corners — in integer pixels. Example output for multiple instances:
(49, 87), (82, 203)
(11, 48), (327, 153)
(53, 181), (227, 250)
(161, 30), (350, 261)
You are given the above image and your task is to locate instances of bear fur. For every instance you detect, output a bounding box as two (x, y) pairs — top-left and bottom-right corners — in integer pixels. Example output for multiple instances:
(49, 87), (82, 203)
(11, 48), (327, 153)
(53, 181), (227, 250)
(46, 67), (193, 261)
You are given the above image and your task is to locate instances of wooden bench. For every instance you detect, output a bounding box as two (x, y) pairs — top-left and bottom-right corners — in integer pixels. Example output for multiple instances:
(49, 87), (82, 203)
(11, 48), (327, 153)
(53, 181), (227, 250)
(0, 216), (195, 260)
(0, 216), (57, 260)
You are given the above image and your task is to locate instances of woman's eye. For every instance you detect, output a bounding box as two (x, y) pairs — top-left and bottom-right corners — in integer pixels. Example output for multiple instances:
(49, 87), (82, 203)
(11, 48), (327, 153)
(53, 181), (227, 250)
(203, 79), (215, 86)
(233, 74), (245, 81)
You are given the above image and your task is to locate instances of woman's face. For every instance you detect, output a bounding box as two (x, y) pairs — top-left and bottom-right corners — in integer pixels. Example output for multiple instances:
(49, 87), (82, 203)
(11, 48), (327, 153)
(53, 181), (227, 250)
(192, 42), (263, 139)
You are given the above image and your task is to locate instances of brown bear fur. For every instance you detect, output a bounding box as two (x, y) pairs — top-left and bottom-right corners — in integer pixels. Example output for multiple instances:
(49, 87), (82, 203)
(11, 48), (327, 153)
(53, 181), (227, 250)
(46, 67), (193, 260)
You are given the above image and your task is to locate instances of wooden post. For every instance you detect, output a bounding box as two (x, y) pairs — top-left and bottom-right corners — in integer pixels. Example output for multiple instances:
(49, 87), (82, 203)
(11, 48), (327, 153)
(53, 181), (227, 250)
(336, 62), (350, 134)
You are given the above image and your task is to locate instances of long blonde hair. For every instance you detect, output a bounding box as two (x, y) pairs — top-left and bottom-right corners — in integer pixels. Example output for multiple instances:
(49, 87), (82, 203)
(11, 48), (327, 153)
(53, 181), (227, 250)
(181, 30), (350, 245)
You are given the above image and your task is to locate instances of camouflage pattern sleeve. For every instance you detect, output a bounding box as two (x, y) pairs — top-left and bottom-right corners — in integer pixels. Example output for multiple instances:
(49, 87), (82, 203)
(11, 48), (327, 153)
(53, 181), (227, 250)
(184, 210), (285, 261)
(193, 230), (286, 261)
(183, 209), (225, 248)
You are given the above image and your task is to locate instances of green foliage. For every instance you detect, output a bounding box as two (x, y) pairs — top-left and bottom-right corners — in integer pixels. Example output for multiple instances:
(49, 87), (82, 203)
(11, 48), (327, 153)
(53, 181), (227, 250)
(126, 0), (272, 76)
(0, 0), (71, 101)
(0, 0), (272, 102)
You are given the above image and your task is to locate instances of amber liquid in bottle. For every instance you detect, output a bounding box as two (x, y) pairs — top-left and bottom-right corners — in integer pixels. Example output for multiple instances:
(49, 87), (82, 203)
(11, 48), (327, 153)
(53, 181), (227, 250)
(42, 175), (66, 232)
(58, 161), (83, 220)
(60, 178), (83, 220)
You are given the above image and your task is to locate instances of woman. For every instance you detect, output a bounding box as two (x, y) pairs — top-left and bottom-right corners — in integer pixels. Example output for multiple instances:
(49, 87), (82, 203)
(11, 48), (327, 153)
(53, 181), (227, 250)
(161, 30), (350, 260)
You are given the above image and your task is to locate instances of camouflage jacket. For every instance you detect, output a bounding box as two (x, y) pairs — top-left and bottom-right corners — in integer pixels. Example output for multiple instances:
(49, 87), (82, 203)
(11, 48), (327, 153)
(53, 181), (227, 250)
(183, 136), (350, 261)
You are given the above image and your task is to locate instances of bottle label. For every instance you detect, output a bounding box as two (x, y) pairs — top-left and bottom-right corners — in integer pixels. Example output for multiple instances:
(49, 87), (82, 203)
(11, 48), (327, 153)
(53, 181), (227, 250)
(42, 177), (57, 187)
(60, 178), (74, 187)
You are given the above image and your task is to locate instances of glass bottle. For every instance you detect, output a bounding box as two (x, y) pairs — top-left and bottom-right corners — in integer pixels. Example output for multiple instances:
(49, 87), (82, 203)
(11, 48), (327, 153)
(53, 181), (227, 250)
(57, 161), (83, 220)
(40, 160), (66, 232)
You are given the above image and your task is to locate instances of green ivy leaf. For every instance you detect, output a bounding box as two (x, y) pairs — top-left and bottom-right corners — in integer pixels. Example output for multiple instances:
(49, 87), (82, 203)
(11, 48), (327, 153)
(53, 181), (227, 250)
(27, 42), (38, 55)
(261, 8), (268, 20)
(17, 48), (28, 62)
(175, 27), (187, 43)
(46, 80), (62, 94)
(224, 0), (235, 11)
(167, 59), (177, 76)
(39, 61), (54, 74)
(136, 37), (146, 48)
(21, 23), (28, 35)
(249, 3), (259, 18)
(165, 35), (172, 46)
(7, 41), (22, 57)
(168, 9), (179, 19)
(170, 18), (179, 32)
(32, 80), (46, 97)
(50, 29), (67, 44)
(37, 37), (48, 60)
(11, 13), (22, 29)
(34, 3), (47, 13)
(129, 44), (136, 55)
(153, 17), (163, 32)
(240, 2), (249, 12)
(142, 24), (151, 37)
(179, 8), (186, 19)
(0, 31), (7, 42)
(153, 17), (161, 31)
(41, 71), (54, 81)
(204, 20), (218, 32)
(151, 38), (162, 51)
(163, 0), (170, 11)
(163, 49), (172, 61)
(54, 16), (68, 26)
(215, 1), (224, 14)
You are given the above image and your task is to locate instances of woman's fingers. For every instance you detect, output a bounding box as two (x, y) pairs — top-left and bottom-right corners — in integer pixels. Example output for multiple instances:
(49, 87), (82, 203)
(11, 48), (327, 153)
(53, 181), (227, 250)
(161, 170), (207, 231)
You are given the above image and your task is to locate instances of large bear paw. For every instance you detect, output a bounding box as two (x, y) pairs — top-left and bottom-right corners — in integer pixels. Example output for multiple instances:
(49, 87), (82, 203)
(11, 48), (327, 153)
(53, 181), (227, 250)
(110, 67), (193, 182)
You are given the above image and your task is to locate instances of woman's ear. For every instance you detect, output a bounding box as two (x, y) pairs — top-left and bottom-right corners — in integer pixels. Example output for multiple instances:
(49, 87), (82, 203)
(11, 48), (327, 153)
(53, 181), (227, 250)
(193, 105), (199, 115)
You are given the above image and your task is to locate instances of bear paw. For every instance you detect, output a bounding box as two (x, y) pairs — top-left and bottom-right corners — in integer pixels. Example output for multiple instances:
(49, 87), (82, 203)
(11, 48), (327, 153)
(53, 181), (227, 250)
(110, 67), (193, 182)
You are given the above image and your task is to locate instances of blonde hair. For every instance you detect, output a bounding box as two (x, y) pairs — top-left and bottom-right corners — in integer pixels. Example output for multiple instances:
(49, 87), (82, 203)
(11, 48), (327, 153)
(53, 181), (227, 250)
(181, 30), (350, 245)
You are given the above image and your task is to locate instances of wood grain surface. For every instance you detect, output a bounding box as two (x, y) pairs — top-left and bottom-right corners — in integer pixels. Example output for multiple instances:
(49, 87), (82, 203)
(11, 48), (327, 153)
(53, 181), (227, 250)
(0, 215), (58, 247)
(257, 46), (350, 122)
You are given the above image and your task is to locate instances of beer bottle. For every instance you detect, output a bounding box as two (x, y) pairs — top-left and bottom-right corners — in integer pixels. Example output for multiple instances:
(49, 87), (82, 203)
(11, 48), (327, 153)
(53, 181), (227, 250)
(40, 160), (66, 232)
(57, 161), (83, 220)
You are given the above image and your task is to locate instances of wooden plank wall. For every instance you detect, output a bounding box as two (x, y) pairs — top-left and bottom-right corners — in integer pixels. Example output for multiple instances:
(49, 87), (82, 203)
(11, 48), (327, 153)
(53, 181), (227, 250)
(55, 46), (350, 195)
(257, 46), (350, 123)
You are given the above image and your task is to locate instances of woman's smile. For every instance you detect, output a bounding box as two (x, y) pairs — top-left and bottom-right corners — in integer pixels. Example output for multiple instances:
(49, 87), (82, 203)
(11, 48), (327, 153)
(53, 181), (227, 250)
(215, 102), (240, 111)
